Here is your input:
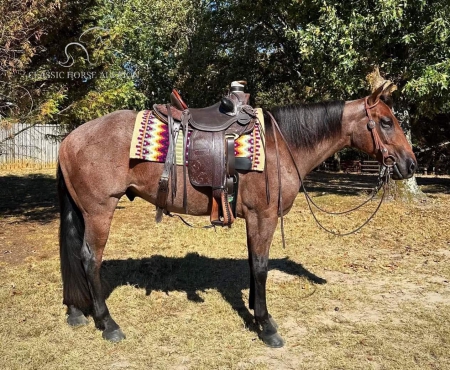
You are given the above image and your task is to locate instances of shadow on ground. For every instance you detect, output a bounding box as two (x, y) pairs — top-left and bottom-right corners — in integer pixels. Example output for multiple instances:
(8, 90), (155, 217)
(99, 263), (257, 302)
(0, 174), (58, 223)
(101, 253), (326, 332)
(304, 172), (450, 195)
(1, 171), (449, 224)
(415, 176), (450, 194)
(304, 172), (377, 196)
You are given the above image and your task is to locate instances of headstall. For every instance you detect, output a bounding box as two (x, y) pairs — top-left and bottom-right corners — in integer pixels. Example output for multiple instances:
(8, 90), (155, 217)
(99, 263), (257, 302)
(364, 97), (396, 169)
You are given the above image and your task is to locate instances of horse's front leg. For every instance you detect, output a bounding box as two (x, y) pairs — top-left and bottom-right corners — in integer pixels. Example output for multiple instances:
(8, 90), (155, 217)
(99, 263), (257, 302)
(245, 212), (284, 348)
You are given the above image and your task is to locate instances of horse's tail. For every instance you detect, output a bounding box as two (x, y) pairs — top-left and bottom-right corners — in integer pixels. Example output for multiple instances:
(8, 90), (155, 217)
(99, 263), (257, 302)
(57, 164), (92, 312)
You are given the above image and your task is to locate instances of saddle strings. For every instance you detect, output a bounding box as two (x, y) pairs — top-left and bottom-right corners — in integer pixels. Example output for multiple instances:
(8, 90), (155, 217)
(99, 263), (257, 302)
(182, 111), (189, 212)
(266, 111), (391, 238)
(270, 113), (286, 248)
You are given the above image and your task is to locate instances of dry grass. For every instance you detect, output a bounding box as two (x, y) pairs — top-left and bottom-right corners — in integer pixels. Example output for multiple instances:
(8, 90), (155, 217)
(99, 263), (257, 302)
(0, 162), (58, 171)
(1, 169), (450, 369)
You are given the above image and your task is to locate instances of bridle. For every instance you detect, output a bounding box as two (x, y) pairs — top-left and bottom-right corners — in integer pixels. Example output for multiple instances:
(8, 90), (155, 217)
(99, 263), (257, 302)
(365, 97), (396, 169)
(267, 98), (397, 242)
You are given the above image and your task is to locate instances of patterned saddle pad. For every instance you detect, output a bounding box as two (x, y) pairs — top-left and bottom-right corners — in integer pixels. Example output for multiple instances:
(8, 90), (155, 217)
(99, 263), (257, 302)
(129, 108), (265, 172)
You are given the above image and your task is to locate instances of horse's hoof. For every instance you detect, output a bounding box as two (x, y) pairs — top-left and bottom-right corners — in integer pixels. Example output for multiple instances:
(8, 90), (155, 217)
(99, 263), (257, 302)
(102, 328), (126, 343)
(259, 331), (285, 348)
(67, 313), (89, 327)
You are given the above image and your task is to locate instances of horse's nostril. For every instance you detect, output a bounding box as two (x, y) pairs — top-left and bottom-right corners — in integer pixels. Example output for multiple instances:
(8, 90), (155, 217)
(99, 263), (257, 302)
(409, 160), (416, 173)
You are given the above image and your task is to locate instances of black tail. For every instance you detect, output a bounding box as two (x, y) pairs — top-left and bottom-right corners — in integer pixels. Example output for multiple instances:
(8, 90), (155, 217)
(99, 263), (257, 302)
(57, 165), (92, 312)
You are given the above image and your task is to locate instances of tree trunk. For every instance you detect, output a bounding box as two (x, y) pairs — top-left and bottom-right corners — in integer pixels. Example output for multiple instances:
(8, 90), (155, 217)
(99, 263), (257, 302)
(334, 152), (341, 171)
(391, 108), (426, 202)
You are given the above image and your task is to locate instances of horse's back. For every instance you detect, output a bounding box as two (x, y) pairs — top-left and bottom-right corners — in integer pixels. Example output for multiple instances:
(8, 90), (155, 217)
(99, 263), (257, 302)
(63, 110), (137, 145)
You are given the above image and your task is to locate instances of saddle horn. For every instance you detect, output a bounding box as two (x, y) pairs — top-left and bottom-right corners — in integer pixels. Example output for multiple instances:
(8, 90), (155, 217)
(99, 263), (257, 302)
(220, 97), (235, 113)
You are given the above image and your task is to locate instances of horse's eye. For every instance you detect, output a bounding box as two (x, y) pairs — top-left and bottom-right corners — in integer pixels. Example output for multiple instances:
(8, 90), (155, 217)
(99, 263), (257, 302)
(380, 118), (393, 129)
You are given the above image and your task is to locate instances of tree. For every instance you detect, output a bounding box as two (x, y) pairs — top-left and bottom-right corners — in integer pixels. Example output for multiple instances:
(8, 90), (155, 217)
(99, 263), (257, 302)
(3, 0), (449, 196)
(0, 0), (148, 131)
(284, 0), (449, 199)
(0, 0), (101, 128)
(175, 0), (449, 198)
(0, 0), (62, 125)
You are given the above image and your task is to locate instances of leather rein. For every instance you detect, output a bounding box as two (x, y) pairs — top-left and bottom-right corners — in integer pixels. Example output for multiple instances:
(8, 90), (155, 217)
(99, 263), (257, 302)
(267, 97), (396, 242)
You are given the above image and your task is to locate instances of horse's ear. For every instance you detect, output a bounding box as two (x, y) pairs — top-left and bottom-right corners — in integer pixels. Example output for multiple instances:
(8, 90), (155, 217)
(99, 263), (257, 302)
(380, 94), (394, 108)
(381, 81), (394, 93)
(380, 81), (395, 108)
(367, 84), (385, 106)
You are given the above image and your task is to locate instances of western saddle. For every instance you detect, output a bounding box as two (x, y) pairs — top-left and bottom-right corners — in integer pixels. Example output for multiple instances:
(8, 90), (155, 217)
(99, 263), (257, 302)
(152, 81), (258, 226)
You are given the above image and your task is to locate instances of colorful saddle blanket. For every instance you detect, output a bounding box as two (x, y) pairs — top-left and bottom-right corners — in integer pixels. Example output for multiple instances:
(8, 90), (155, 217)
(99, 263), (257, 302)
(130, 109), (265, 172)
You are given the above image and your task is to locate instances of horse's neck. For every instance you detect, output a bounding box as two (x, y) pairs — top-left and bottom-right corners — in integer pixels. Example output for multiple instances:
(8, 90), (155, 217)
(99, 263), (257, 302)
(288, 100), (360, 176)
(293, 136), (350, 176)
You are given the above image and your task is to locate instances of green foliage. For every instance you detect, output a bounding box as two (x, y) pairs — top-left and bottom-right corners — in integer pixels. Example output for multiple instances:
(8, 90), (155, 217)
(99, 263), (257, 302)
(96, 0), (193, 102)
(0, 0), (63, 126)
(270, 0), (450, 116)
(0, 0), (62, 76)
(1, 0), (449, 134)
(0, 0), (99, 127)
(72, 76), (146, 123)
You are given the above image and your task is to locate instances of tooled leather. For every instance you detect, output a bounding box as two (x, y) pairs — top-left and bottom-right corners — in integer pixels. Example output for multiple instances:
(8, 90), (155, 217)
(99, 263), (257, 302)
(188, 130), (226, 188)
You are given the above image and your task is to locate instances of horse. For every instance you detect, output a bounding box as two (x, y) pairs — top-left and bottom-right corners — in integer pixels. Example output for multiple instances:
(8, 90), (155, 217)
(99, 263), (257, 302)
(57, 83), (417, 348)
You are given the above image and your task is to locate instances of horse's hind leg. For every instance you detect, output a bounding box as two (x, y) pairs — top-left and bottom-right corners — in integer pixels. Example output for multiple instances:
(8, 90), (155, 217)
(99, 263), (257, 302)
(245, 212), (284, 348)
(81, 211), (126, 342)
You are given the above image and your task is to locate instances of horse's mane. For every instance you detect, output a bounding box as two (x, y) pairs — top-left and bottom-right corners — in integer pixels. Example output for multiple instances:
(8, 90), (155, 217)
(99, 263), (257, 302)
(268, 101), (345, 149)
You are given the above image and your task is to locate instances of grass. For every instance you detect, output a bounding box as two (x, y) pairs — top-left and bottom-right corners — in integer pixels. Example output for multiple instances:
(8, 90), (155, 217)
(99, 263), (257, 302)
(0, 169), (449, 369)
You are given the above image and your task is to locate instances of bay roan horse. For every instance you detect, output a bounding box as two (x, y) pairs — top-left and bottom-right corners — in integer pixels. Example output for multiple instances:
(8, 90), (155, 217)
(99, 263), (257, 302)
(57, 83), (416, 347)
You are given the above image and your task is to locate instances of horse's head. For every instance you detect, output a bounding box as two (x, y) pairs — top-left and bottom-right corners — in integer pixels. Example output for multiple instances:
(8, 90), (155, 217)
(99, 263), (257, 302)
(350, 84), (417, 180)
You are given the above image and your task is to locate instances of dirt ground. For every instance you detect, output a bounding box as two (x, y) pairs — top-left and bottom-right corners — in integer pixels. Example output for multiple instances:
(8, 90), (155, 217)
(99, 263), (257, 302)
(1, 169), (450, 369)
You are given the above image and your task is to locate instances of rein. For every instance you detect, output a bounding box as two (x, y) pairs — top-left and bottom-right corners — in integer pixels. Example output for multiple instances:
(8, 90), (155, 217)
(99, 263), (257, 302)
(302, 168), (391, 236)
(267, 99), (395, 240)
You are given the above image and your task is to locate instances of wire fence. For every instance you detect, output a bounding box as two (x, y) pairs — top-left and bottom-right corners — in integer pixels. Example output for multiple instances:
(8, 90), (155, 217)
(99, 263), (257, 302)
(0, 124), (62, 170)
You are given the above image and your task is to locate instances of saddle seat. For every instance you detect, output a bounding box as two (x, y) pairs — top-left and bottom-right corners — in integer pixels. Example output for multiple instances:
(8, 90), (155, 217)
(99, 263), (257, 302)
(190, 102), (243, 131)
(189, 96), (254, 132)
(153, 83), (258, 227)
(154, 92), (254, 134)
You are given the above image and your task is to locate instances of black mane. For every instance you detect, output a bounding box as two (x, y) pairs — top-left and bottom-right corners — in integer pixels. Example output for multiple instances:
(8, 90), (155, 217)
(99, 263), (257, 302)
(268, 101), (345, 149)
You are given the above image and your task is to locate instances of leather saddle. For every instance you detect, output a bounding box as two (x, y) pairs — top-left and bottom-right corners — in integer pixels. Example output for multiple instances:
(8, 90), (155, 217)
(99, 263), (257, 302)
(152, 84), (257, 226)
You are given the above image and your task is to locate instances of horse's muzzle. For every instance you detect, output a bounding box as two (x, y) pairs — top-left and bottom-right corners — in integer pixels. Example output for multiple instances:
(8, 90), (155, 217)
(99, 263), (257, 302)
(392, 157), (417, 180)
